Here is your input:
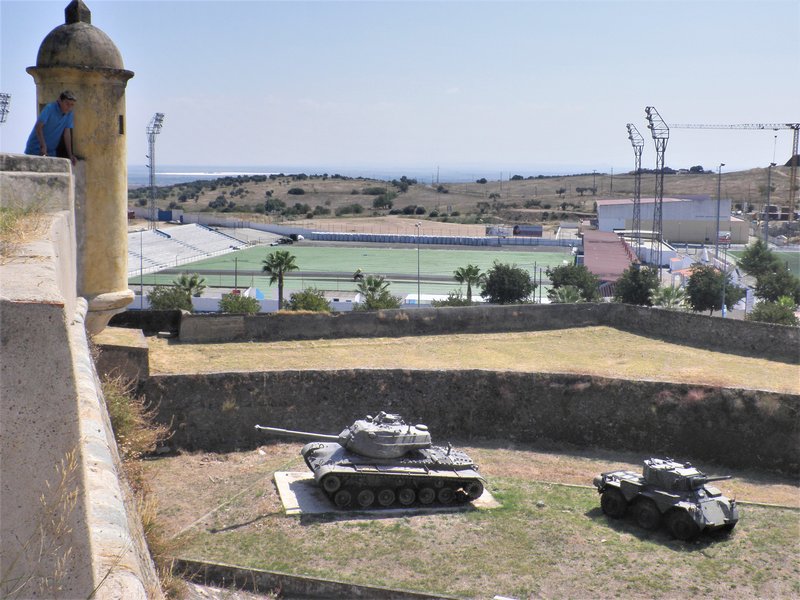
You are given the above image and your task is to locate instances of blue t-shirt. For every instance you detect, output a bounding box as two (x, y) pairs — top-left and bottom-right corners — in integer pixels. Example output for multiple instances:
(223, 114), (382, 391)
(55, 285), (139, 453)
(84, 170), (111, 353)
(25, 101), (74, 156)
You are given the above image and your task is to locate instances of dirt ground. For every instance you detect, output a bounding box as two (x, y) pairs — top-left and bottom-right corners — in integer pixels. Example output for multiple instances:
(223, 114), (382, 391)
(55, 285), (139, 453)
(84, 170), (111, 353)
(144, 442), (798, 545)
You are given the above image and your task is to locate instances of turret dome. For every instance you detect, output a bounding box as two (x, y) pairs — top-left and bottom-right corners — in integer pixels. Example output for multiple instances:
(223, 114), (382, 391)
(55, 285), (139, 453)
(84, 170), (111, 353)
(36, 0), (124, 70)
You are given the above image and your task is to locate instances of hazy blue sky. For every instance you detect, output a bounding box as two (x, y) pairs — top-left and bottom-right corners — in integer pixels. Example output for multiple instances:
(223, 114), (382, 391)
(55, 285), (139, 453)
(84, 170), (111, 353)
(1, 0), (798, 176)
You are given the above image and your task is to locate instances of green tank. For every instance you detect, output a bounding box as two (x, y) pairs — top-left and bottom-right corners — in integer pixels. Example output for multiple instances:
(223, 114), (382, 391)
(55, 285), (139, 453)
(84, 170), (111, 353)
(256, 412), (486, 509)
(593, 457), (739, 540)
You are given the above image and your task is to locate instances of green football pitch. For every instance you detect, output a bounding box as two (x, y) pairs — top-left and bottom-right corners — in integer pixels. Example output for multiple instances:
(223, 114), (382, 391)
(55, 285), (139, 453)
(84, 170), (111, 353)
(130, 244), (573, 297)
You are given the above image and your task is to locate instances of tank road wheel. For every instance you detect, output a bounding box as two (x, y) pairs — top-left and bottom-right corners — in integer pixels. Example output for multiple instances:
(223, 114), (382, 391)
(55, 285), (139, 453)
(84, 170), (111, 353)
(600, 488), (628, 519)
(418, 487), (436, 505)
(377, 488), (396, 507)
(333, 489), (352, 509)
(634, 499), (662, 531)
(464, 481), (484, 501)
(437, 487), (455, 505)
(667, 510), (701, 541)
(356, 489), (375, 508)
(398, 487), (416, 506)
(322, 475), (342, 494)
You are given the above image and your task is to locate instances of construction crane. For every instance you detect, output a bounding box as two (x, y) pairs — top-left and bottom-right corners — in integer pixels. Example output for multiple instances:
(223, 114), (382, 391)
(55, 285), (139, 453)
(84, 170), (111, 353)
(669, 122), (800, 221)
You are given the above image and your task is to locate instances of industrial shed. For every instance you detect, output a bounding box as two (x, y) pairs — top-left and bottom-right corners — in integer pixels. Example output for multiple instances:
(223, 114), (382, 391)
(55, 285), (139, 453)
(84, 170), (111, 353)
(596, 196), (748, 244)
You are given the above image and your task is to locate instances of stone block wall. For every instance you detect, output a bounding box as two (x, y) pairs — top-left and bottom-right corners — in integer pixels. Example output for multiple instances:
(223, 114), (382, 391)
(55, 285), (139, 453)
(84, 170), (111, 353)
(179, 303), (799, 364)
(142, 370), (800, 475)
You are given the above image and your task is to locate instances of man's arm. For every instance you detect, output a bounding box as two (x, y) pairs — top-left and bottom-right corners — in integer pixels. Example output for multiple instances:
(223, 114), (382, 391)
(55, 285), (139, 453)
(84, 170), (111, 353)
(62, 128), (76, 165)
(35, 121), (47, 156)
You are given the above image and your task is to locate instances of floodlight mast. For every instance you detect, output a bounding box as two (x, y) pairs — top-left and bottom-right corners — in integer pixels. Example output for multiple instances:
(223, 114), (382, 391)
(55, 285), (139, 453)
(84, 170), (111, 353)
(146, 112), (165, 230)
(645, 106), (669, 277)
(0, 93), (11, 123)
(626, 123), (645, 254)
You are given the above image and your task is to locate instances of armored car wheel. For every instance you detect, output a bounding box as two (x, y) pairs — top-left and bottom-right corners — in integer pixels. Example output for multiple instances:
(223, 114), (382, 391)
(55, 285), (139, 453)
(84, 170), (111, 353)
(464, 481), (484, 501)
(418, 487), (436, 505)
(600, 488), (628, 518)
(334, 489), (352, 509)
(398, 487), (416, 506)
(356, 489), (375, 508)
(322, 475), (342, 494)
(377, 488), (396, 507)
(634, 499), (661, 530)
(667, 509), (700, 541)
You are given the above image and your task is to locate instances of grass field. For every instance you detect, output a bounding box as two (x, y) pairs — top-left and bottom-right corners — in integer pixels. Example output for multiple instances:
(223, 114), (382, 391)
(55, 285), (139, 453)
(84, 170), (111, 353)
(130, 244), (572, 296)
(144, 444), (800, 599)
(149, 326), (799, 394)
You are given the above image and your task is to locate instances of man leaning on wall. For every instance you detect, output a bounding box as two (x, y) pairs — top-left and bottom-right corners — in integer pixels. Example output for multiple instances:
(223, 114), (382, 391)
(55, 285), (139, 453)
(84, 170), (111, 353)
(24, 90), (78, 165)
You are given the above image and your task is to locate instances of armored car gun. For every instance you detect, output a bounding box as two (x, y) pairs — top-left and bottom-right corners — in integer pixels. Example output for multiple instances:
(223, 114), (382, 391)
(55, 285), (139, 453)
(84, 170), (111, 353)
(593, 457), (739, 540)
(256, 412), (486, 509)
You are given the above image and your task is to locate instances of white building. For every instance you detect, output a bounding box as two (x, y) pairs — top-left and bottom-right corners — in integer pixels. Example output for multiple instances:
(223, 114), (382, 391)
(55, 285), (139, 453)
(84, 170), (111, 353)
(596, 196), (748, 244)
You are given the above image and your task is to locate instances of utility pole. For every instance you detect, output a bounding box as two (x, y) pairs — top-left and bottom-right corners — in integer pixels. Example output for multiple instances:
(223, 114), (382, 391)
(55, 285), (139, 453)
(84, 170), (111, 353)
(765, 162), (777, 241)
(0, 93), (10, 123)
(715, 163), (725, 261)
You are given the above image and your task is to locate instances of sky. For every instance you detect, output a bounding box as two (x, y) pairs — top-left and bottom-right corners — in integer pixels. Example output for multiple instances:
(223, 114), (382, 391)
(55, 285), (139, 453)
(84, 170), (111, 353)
(1, 0), (798, 178)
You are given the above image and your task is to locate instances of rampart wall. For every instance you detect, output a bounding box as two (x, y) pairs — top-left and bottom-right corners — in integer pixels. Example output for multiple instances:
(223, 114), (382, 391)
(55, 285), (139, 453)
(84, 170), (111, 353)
(180, 302), (799, 364)
(0, 154), (160, 599)
(142, 370), (800, 476)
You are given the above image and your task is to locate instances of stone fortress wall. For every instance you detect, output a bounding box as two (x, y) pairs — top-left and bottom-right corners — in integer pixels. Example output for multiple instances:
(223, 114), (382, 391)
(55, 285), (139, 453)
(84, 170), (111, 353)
(180, 301), (799, 364)
(0, 155), (160, 598)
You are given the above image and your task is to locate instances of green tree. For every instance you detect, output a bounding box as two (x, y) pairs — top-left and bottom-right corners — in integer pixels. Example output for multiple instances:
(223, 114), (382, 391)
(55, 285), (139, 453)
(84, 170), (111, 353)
(288, 287), (332, 312)
(218, 293), (260, 314)
(612, 266), (659, 306)
(651, 285), (687, 310)
(453, 264), (485, 303)
(262, 249), (299, 310)
(430, 291), (472, 307)
(738, 239), (781, 278)
(746, 296), (800, 326)
(355, 275), (402, 310)
(547, 264), (601, 302)
(754, 268), (800, 304)
(147, 285), (192, 311)
(549, 285), (583, 304)
(175, 272), (206, 297)
(685, 264), (746, 315)
(480, 261), (535, 304)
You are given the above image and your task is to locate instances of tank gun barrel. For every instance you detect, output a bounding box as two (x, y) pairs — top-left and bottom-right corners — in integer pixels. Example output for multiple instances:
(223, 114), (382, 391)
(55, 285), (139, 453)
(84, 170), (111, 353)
(702, 475), (732, 483)
(255, 425), (339, 442)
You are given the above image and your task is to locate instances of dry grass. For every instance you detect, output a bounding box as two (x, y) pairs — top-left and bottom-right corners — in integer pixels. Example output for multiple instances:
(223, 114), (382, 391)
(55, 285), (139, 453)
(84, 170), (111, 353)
(139, 166), (795, 227)
(143, 444), (800, 599)
(101, 376), (183, 597)
(0, 204), (48, 261)
(148, 326), (800, 394)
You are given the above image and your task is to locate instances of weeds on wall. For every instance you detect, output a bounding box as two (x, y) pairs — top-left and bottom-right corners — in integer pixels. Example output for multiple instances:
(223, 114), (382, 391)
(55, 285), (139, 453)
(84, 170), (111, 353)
(0, 203), (46, 262)
(0, 450), (79, 598)
(101, 375), (183, 597)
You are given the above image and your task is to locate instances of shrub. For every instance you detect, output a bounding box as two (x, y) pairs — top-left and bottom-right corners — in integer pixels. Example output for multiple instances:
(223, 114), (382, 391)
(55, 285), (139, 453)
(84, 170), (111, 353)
(431, 291), (472, 307)
(147, 285), (192, 311)
(218, 293), (260, 314)
(288, 287), (331, 312)
(287, 187), (306, 195)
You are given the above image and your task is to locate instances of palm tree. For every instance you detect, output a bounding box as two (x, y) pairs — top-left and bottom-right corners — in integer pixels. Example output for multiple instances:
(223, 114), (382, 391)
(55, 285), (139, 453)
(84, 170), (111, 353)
(356, 274), (391, 297)
(262, 250), (299, 310)
(651, 285), (687, 310)
(453, 264), (485, 303)
(175, 272), (206, 297)
(355, 275), (401, 310)
(550, 285), (583, 304)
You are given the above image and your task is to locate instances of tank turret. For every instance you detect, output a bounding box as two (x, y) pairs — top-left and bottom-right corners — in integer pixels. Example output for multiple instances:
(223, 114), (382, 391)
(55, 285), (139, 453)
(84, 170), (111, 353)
(256, 411), (432, 459)
(256, 412), (485, 510)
